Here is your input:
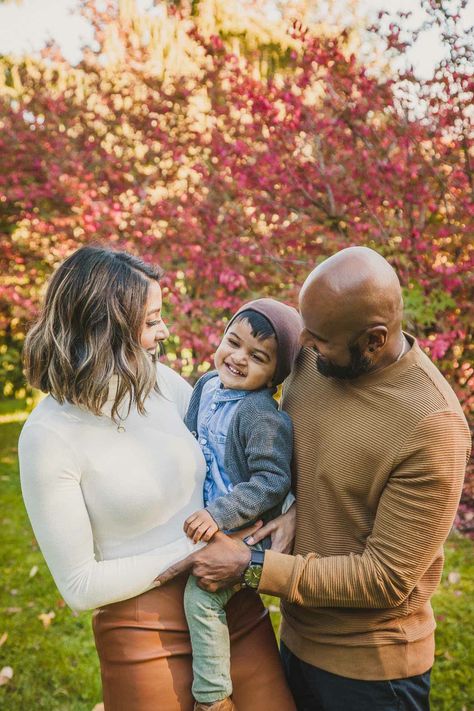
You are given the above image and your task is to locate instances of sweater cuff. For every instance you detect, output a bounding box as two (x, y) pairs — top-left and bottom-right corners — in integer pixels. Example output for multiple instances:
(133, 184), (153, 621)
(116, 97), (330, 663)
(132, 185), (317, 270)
(258, 549), (296, 599)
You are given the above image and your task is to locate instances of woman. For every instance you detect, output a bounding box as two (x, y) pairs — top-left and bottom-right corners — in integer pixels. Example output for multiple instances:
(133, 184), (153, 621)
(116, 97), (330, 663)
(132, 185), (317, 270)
(18, 246), (295, 711)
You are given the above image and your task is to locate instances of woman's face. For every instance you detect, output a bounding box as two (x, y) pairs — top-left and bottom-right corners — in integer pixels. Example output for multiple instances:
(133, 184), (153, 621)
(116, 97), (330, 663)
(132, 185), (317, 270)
(140, 281), (169, 354)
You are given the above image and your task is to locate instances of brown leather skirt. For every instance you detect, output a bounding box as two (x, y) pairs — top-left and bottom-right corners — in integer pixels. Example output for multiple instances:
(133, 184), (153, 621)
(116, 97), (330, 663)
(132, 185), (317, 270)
(92, 573), (296, 710)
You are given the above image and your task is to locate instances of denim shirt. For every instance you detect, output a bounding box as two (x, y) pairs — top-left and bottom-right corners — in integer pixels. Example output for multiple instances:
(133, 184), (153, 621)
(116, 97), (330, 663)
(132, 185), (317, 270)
(197, 377), (252, 507)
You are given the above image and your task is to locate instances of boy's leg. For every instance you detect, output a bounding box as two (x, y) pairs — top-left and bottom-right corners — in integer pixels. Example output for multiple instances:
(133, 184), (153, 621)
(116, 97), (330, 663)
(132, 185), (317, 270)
(184, 574), (236, 703)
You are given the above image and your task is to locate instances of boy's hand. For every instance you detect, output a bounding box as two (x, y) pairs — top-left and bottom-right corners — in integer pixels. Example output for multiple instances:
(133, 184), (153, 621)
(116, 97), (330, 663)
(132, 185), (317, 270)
(184, 509), (219, 543)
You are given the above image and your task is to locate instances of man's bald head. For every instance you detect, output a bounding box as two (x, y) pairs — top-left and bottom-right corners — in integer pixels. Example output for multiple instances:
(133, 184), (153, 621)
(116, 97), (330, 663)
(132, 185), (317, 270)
(299, 247), (405, 378)
(300, 247), (403, 333)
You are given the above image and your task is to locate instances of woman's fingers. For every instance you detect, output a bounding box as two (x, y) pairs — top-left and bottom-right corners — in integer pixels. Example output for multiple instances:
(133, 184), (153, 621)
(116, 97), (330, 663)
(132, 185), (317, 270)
(243, 520), (275, 546)
(228, 519), (263, 543)
(154, 552), (195, 587)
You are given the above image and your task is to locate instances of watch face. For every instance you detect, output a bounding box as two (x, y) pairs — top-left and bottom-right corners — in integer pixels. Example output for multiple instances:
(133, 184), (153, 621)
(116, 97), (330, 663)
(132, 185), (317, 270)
(244, 564), (262, 589)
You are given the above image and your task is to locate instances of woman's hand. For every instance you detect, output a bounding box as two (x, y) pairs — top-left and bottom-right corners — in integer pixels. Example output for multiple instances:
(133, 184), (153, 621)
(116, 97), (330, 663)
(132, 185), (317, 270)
(184, 509), (219, 543)
(244, 503), (296, 554)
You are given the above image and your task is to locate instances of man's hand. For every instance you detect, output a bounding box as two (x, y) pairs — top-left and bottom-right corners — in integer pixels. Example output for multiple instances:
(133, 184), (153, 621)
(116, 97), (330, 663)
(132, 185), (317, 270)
(244, 503), (296, 554)
(184, 508), (219, 543)
(155, 524), (262, 591)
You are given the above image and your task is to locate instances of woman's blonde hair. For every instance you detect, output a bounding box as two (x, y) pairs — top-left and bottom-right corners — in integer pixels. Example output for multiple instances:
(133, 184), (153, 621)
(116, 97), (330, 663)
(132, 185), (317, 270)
(24, 245), (164, 422)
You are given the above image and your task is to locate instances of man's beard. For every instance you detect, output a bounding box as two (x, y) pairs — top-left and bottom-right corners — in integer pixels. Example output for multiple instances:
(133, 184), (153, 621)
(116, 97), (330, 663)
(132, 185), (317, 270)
(315, 344), (373, 380)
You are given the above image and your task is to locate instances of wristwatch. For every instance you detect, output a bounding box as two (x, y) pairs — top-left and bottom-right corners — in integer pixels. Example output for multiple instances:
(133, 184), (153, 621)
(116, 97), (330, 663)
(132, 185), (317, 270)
(242, 548), (265, 589)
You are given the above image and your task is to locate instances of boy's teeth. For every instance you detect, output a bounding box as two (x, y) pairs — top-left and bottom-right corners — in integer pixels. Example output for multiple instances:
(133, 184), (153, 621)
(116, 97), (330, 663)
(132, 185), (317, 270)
(227, 364), (242, 375)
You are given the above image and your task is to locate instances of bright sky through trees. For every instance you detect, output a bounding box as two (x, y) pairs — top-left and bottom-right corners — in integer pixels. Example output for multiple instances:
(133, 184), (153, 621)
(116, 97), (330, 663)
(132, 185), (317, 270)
(0, 0), (473, 77)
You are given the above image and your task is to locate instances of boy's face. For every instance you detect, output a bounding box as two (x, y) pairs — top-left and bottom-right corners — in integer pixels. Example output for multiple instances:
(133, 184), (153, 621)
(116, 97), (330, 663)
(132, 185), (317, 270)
(214, 318), (277, 391)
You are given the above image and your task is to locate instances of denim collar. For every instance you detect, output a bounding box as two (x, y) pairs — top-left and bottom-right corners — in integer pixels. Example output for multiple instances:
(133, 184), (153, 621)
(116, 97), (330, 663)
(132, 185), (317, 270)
(212, 377), (253, 402)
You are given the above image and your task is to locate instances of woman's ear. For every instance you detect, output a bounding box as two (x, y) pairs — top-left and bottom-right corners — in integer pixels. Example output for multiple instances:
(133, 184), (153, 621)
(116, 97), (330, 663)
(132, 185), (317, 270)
(359, 326), (388, 356)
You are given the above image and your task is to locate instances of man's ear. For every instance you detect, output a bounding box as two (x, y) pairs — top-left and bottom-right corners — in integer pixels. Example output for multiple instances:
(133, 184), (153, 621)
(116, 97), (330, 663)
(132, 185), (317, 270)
(357, 326), (388, 356)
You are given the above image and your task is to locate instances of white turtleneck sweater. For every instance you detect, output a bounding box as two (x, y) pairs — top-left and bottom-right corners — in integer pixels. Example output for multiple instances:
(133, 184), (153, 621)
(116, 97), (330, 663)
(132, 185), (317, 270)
(19, 363), (206, 612)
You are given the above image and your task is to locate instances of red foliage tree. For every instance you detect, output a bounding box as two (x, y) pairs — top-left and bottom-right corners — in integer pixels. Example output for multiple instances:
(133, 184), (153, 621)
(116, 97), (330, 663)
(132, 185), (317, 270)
(0, 0), (472, 523)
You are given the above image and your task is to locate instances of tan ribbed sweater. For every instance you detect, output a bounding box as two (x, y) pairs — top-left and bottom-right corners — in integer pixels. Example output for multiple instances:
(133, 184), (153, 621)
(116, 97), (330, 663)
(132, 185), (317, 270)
(259, 336), (470, 680)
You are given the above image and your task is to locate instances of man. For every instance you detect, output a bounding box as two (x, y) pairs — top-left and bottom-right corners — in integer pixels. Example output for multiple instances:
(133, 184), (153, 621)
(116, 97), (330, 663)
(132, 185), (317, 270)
(156, 247), (470, 710)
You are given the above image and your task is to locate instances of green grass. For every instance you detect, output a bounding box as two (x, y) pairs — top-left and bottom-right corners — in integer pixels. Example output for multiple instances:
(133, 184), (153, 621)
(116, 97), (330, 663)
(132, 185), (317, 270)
(1, 400), (473, 710)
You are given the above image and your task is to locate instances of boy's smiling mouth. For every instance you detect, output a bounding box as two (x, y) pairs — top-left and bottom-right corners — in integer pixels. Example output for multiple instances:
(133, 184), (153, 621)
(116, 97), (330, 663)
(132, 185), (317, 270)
(225, 362), (245, 377)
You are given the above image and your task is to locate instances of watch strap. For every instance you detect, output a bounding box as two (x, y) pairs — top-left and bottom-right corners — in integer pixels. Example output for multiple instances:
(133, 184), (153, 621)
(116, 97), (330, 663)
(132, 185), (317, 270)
(249, 548), (265, 566)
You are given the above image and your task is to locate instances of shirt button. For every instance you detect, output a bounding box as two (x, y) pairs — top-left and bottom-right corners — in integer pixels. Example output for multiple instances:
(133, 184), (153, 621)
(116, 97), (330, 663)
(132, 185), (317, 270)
(211, 403), (216, 410)
(206, 466), (210, 472)
(200, 438), (207, 445)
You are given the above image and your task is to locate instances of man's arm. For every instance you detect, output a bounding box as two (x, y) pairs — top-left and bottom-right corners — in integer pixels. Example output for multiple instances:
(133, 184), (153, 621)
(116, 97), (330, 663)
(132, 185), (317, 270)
(259, 410), (469, 606)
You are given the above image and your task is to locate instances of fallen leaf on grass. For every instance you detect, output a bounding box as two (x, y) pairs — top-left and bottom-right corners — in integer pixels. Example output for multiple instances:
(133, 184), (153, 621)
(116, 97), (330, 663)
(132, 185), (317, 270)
(38, 611), (56, 629)
(447, 571), (461, 584)
(0, 632), (7, 647)
(0, 666), (13, 686)
(6, 607), (22, 614)
(29, 565), (39, 578)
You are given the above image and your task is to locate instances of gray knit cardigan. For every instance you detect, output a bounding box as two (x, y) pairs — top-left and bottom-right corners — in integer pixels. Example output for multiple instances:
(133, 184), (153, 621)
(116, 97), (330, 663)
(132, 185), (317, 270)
(184, 371), (293, 533)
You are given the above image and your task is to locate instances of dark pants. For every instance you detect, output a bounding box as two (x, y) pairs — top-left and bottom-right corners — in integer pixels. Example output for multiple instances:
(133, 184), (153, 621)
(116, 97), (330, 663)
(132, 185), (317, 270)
(281, 641), (431, 711)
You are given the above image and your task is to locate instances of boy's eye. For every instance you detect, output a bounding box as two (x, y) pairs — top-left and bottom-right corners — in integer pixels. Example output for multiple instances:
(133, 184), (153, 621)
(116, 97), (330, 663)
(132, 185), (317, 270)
(228, 338), (239, 347)
(252, 353), (264, 363)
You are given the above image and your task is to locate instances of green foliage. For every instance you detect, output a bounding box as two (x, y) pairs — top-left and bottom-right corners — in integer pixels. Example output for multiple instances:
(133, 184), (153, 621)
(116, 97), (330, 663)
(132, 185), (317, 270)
(0, 336), (26, 399)
(1, 402), (473, 710)
(402, 282), (456, 332)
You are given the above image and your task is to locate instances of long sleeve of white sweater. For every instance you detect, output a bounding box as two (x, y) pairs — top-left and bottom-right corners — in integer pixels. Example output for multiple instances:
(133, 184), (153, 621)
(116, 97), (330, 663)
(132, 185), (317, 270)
(19, 364), (206, 612)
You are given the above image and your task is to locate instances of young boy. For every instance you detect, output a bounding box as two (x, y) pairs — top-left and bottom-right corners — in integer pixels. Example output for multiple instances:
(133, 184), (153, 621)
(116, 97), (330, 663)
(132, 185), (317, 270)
(183, 298), (302, 711)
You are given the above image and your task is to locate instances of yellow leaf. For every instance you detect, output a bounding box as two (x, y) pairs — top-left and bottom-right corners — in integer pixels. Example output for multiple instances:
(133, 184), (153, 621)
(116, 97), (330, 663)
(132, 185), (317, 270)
(38, 611), (56, 629)
(29, 565), (39, 578)
(0, 632), (7, 648)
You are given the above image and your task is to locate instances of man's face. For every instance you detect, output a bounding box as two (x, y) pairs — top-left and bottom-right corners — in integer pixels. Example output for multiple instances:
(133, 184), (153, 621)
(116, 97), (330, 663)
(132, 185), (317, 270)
(299, 287), (373, 380)
(313, 341), (372, 379)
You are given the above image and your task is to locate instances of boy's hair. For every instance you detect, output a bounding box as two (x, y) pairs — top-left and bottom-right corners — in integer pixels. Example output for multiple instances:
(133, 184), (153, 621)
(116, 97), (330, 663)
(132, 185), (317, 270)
(232, 309), (276, 341)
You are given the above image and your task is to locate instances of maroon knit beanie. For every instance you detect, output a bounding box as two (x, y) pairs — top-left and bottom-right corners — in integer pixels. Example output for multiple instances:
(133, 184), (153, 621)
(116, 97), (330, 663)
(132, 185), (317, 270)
(226, 298), (303, 386)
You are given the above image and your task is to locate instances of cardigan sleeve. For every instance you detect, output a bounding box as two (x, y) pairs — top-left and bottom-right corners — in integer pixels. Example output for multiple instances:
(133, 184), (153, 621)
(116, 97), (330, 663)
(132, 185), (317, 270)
(259, 410), (469, 605)
(19, 422), (197, 612)
(205, 402), (293, 530)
